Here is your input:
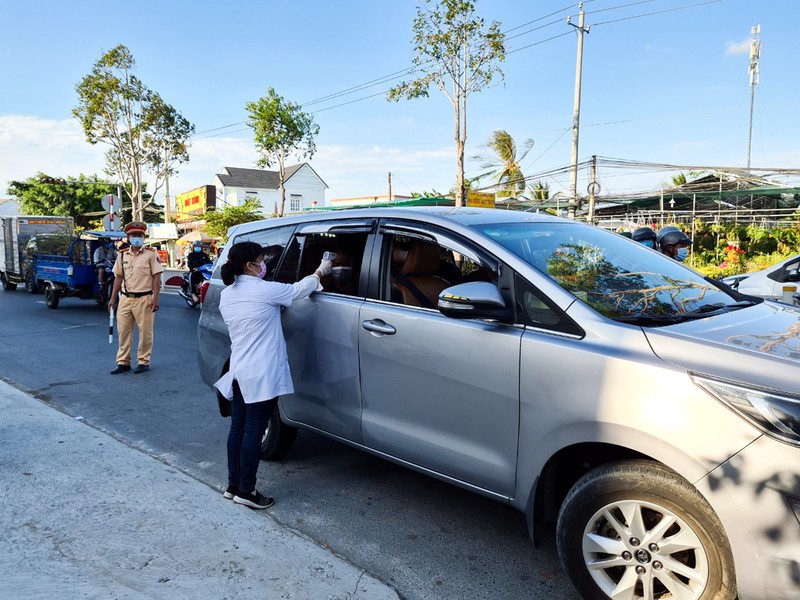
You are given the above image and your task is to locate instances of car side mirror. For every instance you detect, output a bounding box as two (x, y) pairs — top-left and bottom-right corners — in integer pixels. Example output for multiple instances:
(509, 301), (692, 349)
(438, 282), (511, 320)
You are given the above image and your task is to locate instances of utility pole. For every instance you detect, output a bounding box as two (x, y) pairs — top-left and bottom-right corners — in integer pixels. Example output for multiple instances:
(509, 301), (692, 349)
(388, 171), (393, 202)
(587, 154), (598, 223)
(163, 147), (172, 224)
(747, 25), (761, 172)
(567, 3), (589, 220)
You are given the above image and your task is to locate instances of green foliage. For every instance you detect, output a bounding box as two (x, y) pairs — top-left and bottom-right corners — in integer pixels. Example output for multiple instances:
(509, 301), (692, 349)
(245, 87), (319, 217)
(387, 0), (505, 207)
(73, 44), (194, 222)
(530, 180), (550, 200)
(472, 130), (533, 197)
(7, 173), (118, 229)
(203, 199), (264, 242)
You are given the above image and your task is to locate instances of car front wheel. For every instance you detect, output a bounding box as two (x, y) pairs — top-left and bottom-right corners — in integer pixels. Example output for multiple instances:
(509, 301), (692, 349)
(556, 460), (736, 600)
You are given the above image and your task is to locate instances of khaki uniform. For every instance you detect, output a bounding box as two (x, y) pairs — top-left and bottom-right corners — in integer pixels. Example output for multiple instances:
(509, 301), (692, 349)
(113, 248), (163, 366)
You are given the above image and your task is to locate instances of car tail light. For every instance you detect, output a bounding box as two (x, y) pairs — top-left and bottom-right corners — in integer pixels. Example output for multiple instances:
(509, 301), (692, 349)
(199, 281), (209, 305)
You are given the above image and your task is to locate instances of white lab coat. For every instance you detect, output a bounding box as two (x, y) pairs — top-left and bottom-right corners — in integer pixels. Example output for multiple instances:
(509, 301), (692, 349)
(214, 274), (320, 404)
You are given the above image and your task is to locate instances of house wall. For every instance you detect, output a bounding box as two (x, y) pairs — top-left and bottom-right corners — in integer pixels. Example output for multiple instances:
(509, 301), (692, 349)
(211, 165), (326, 215)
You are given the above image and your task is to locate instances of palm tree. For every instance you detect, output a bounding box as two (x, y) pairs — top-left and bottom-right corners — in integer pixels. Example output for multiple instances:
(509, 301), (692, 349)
(529, 180), (550, 201)
(473, 130), (534, 197)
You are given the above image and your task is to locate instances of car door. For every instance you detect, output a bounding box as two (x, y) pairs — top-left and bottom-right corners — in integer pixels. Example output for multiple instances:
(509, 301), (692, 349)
(358, 222), (522, 497)
(278, 219), (375, 444)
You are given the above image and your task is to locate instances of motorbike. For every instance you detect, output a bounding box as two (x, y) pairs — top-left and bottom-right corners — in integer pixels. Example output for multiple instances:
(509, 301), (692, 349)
(178, 262), (213, 308)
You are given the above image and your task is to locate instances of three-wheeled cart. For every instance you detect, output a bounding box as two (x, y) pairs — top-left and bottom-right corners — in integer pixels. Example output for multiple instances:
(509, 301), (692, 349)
(31, 231), (126, 309)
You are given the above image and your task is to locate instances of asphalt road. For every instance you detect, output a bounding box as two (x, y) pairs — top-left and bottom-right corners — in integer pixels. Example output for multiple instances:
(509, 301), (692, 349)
(0, 287), (580, 600)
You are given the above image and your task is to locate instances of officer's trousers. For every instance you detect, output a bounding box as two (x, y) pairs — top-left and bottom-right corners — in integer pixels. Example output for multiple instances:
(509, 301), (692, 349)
(115, 295), (155, 366)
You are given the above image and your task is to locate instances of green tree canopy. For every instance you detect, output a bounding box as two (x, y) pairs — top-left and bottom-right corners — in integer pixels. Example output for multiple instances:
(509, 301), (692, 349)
(473, 130), (533, 197)
(388, 0), (505, 207)
(245, 88), (319, 217)
(7, 173), (118, 229)
(202, 199), (264, 242)
(73, 44), (194, 222)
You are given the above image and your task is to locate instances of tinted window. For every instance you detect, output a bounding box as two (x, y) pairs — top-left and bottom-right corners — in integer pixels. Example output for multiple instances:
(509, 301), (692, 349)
(237, 225), (295, 282)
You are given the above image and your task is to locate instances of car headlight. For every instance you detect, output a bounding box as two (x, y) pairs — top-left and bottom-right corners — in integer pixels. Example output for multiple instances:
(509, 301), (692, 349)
(692, 374), (800, 446)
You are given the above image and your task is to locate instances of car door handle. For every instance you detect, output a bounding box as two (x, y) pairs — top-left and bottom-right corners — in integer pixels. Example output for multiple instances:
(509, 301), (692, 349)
(361, 319), (396, 335)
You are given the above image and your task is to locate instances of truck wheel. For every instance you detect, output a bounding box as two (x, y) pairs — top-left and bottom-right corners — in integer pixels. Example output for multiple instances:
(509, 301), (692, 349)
(25, 271), (39, 294)
(1, 273), (17, 291)
(44, 284), (60, 309)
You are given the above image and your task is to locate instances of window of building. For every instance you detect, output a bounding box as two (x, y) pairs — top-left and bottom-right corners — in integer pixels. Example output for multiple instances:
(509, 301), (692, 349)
(290, 194), (303, 213)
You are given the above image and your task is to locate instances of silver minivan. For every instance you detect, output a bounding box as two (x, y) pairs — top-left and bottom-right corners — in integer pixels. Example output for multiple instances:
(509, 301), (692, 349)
(199, 207), (800, 600)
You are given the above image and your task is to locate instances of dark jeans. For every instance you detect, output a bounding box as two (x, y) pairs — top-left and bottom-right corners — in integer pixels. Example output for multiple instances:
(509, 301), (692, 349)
(227, 380), (278, 494)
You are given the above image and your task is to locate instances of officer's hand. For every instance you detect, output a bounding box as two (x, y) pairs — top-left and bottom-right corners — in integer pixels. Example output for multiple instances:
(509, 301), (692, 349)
(317, 259), (333, 277)
(151, 298), (160, 312)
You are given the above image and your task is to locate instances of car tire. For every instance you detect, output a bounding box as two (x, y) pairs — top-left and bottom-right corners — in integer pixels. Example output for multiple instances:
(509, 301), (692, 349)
(260, 407), (298, 459)
(25, 271), (39, 294)
(556, 459), (736, 600)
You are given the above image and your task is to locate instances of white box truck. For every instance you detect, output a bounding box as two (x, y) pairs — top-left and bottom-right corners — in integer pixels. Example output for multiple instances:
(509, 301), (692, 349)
(0, 215), (74, 291)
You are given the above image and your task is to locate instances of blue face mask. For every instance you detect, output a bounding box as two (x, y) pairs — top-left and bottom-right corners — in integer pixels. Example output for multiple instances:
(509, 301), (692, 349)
(640, 240), (655, 249)
(104, 243), (112, 248)
(193, 247), (202, 253)
(129, 236), (144, 248)
(676, 247), (689, 262)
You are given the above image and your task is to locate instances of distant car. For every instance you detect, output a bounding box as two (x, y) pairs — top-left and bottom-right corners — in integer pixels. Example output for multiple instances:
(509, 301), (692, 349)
(723, 254), (800, 303)
(199, 207), (800, 600)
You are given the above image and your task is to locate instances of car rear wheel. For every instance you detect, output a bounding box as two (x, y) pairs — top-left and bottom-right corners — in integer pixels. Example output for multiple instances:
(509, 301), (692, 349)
(260, 407), (298, 459)
(556, 460), (736, 600)
(1, 273), (17, 291)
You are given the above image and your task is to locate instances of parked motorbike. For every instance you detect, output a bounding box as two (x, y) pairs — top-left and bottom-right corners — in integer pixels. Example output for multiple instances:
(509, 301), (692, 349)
(178, 262), (213, 308)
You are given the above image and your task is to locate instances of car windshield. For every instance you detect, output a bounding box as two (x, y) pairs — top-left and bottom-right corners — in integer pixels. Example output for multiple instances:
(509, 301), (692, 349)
(473, 221), (742, 323)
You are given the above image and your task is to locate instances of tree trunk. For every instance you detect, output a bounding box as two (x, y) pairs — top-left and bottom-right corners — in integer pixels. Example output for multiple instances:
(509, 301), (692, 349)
(454, 88), (464, 207)
(278, 149), (286, 217)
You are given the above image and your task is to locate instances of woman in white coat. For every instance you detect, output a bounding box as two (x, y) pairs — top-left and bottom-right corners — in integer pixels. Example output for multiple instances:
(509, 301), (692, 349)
(215, 241), (331, 509)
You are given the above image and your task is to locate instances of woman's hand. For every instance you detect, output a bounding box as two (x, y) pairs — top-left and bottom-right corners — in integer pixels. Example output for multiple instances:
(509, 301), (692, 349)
(315, 258), (333, 278)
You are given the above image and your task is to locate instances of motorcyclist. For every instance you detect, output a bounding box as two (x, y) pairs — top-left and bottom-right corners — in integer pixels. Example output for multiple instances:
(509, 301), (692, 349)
(657, 226), (693, 262)
(632, 227), (657, 249)
(93, 237), (117, 299)
(187, 242), (213, 301)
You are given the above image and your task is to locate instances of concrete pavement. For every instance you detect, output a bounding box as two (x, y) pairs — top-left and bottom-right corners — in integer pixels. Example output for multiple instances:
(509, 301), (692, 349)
(0, 378), (400, 600)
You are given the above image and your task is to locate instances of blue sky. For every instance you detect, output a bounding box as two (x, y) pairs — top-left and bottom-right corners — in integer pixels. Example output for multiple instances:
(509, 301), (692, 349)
(1, 0), (798, 206)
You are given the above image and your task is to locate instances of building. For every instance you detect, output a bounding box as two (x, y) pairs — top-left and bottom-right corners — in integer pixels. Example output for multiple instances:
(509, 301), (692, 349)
(212, 164), (327, 215)
(0, 198), (21, 217)
(329, 194), (413, 208)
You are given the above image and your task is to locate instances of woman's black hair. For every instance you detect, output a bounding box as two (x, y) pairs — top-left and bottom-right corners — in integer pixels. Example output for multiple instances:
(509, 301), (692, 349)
(220, 241), (263, 286)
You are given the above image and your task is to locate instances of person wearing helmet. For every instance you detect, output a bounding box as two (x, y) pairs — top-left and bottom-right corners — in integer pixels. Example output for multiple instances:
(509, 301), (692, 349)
(657, 226), (693, 262)
(187, 242), (213, 302)
(632, 227), (657, 249)
(93, 236), (117, 294)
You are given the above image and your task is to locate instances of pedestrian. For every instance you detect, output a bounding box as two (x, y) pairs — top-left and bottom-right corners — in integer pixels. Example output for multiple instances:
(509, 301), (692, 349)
(214, 241), (332, 509)
(656, 226), (693, 262)
(632, 227), (657, 249)
(108, 221), (163, 374)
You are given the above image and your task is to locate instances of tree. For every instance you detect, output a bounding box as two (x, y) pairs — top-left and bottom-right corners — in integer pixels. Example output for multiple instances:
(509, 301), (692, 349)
(73, 44), (194, 222)
(245, 88), (319, 217)
(388, 0), (505, 207)
(473, 130), (533, 197)
(530, 180), (550, 201)
(7, 173), (118, 229)
(202, 199), (264, 242)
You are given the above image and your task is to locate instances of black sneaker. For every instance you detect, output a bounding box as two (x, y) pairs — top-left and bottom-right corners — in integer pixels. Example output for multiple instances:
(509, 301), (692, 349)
(233, 490), (274, 509)
(223, 484), (237, 499)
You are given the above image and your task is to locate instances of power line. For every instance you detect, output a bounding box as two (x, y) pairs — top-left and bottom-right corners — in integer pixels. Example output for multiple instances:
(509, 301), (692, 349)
(592, 0), (722, 27)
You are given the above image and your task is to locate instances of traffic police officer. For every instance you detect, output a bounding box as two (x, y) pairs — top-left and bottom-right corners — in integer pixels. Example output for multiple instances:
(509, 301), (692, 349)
(108, 221), (163, 374)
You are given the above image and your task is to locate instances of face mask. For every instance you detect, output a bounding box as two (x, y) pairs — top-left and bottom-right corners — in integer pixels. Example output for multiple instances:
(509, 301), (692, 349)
(104, 243), (112, 248)
(193, 247), (202, 253)
(331, 266), (352, 284)
(639, 240), (654, 249)
(676, 247), (689, 262)
(257, 261), (267, 279)
(129, 236), (144, 248)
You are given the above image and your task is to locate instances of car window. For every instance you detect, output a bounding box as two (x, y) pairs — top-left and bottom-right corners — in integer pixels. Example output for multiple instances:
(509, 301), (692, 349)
(473, 221), (737, 322)
(275, 230), (368, 296)
(514, 273), (583, 335)
(236, 225), (295, 282)
(377, 233), (497, 308)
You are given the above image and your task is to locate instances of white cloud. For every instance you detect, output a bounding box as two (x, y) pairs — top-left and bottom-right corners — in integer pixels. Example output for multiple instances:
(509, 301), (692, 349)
(0, 114), (456, 205)
(725, 39), (751, 56)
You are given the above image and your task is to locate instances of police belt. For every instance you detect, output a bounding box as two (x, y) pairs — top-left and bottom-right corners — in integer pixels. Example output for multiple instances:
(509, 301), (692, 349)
(121, 291), (153, 298)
